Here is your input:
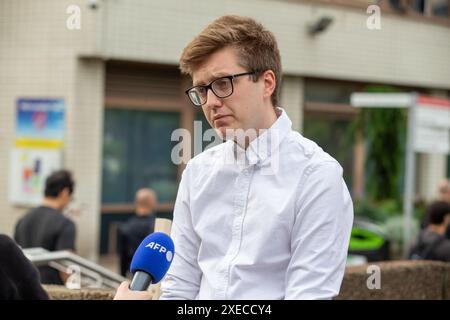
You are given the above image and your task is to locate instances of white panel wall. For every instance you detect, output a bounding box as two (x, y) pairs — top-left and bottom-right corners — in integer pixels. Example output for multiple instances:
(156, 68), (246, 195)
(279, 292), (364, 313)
(102, 0), (450, 90)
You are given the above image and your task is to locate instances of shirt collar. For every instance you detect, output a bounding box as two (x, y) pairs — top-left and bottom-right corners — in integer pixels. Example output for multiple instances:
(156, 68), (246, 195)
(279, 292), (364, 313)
(230, 107), (292, 166)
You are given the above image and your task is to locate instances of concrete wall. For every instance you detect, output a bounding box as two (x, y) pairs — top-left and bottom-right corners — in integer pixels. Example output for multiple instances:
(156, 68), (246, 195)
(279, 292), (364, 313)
(0, 0), (103, 260)
(337, 260), (450, 299)
(101, 0), (450, 90)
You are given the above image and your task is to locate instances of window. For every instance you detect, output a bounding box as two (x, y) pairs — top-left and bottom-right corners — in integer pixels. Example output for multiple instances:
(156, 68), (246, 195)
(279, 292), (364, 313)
(102, 109), (180, 204)
(448, 155), (450, 177)
(303, 116), (355, 191)
(305, 79), (362, 105)
(390, 0), (449, 18)
(429, 0), (449, 17)
(304, 79), (363, 195)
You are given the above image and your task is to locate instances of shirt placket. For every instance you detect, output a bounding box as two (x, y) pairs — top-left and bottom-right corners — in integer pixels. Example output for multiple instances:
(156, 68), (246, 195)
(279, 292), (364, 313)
(215, 164), (254, 299)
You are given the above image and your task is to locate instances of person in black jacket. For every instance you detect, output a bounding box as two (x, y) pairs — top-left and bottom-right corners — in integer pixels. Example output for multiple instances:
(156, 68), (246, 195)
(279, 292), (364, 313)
(117, 188), (157, 277)
(0, 234), (49, 300)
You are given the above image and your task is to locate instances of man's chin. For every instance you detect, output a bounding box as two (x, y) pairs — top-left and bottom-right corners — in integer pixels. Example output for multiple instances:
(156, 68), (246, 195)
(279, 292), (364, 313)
(215, 126), (245, 141)
(215, 127), (228, 140)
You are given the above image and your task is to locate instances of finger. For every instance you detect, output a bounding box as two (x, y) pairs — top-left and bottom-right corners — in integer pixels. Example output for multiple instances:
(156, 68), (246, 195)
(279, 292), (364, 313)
(117, 281), (130, 292)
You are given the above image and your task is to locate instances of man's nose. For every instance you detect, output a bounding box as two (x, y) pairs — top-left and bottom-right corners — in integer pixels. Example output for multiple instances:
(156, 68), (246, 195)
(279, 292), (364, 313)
(205, 88), (223, 110)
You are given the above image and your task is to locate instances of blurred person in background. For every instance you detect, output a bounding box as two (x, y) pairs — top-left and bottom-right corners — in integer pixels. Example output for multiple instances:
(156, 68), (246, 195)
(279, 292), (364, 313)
(0, 234), (49, 300)
(438, 178), (450, 203)
(117, 188), (157, 277)
(437, 179), (450, 239)
(14, 170), (76, 285)
(421, 179), (450, 239)
(410, 201), (450, 262)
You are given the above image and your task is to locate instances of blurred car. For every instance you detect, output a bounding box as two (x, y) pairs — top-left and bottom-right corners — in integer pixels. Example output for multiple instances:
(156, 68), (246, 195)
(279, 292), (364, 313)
(348, 218), (390, 263)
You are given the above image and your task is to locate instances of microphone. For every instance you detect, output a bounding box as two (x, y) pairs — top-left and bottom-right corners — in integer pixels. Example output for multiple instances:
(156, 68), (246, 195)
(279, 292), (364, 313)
(129, 232), (175, 291)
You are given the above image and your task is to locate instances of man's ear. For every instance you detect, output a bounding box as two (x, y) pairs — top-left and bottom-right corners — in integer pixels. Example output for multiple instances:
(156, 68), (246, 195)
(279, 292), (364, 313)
(59, 187), (70, 198)
(262, 70), (276, 101)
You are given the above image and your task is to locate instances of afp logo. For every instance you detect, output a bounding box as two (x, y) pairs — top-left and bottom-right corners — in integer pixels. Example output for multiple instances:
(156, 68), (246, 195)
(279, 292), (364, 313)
(145, 241), (173, 262)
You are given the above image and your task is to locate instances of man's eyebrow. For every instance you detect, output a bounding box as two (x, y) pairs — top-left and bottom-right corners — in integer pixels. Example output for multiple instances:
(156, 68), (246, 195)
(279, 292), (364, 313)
(192, 80), (206, 86)
(193, 72), (228, 86)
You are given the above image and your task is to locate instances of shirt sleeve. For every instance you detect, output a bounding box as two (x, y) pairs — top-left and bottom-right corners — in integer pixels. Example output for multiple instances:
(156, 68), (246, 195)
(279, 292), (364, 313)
(285, 161), (353, 299)
(160, 163), (202, 300)
(55, 220), (76, 251)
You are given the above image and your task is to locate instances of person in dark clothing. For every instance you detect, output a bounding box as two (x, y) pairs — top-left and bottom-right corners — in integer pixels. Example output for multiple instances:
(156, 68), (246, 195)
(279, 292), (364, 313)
(437, 179), (450, 239)
(0, 234), (49, 300)
(410, 201), (450, 262)
(118, 188), (157, 277)
(420, 180), (450, 239)
(14, 170), (76, 285)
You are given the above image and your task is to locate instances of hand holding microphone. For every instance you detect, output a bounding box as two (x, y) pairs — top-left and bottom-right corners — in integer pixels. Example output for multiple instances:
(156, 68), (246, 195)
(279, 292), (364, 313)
(114, 232), (175, 300)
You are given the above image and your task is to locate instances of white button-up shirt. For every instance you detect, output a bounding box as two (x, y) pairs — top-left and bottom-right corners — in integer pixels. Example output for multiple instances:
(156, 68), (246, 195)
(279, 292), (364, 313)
(160, 109), (353, 300)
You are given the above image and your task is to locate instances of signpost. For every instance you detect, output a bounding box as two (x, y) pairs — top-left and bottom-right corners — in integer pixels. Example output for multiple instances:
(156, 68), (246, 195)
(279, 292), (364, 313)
(350, 93), (450, 256)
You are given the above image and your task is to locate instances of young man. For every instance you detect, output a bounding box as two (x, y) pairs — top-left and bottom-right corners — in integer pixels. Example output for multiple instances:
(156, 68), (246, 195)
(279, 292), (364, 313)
(115, 15), (353, 300)
(14, 170), (76, 285)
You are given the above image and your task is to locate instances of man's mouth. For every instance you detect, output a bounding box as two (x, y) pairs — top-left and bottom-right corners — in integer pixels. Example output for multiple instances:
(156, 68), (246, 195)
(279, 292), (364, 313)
(213, 114), (231, 122)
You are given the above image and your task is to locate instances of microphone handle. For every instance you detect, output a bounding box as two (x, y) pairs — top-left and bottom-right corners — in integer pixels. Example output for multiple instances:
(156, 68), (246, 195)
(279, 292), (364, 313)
(129, 271), (153, 291)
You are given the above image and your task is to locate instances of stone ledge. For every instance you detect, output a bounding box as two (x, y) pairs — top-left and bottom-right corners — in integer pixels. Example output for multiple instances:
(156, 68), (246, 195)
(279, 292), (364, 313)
(336, 260), (450, 300)
(43, 285), (115, 300)
(43, 261), (450, 300)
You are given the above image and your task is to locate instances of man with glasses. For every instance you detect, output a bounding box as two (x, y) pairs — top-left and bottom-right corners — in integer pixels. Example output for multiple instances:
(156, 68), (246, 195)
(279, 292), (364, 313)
(115, 15), (353, 300)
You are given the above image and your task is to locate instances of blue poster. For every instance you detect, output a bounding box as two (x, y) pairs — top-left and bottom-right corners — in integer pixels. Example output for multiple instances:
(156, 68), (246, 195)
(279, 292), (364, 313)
(16, 98), (65, 148)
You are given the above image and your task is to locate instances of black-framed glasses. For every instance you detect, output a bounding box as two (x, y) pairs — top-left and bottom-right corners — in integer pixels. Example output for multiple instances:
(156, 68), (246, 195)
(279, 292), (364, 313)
(185, 71), (257, 107)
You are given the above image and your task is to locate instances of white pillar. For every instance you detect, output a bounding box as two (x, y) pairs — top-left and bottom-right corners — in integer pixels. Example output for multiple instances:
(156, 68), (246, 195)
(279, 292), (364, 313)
(280, 76), (304, 133)
(65, 58), (105, 262)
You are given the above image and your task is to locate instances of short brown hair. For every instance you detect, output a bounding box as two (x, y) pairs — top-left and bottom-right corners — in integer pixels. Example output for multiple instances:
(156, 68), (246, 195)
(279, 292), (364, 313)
(180, 15), (282, 107)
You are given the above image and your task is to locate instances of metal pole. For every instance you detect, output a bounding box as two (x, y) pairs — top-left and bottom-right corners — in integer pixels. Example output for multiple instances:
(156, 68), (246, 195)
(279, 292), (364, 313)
(402, 93), (417, 258)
